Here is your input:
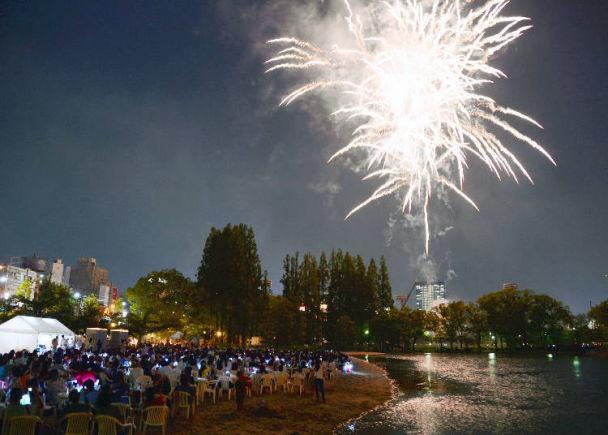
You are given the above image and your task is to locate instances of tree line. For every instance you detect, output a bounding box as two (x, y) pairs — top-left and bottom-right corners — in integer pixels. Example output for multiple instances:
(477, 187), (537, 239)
(125, 223), (608, 352)
(2, 222), (607, 352)
(260, 251), (393, 347)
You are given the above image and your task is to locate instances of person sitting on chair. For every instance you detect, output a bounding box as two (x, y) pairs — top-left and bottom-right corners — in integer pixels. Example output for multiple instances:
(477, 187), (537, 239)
(59, 389), (90, 418)
(95, 385), (123, 423)
(174, 374), (195, 405)
(4, 388), (28, 420)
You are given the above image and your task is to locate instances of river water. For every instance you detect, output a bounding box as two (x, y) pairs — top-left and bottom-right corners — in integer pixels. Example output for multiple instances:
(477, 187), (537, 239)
(339, 353), (608, 434)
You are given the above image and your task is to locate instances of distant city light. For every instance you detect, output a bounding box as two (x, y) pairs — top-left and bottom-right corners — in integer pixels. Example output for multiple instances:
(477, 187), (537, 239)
(320, 303), (328, 313)
(298, 304), (306, 312)
(74, 292), (81, 298)
(364, 329), (370, 336)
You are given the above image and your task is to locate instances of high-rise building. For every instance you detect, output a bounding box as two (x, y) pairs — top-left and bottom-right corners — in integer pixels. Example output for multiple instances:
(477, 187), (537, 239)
(0, 263), (39, 300)
(62, 266), (71, 287)
(413, 281), (446, 311)
(98, 283), (119, 308)
(69, 257), (110, 295)
(50, 259), (65, 285)
(502, 282), (518, 291)
(9, 255), (47, 272)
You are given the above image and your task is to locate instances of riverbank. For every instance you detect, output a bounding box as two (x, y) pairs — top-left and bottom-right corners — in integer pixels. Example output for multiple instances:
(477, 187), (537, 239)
(171, 357), (393, 434)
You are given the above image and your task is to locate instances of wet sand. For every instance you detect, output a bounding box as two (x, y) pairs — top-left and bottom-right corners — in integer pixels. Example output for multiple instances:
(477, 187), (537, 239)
(171, 357), (392, 434)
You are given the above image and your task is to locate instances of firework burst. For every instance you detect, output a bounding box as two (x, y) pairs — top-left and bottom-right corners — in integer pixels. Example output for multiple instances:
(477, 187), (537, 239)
(266, 0), (554, 253)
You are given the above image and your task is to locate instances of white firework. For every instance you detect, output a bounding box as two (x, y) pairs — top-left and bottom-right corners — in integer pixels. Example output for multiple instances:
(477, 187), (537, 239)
(265, 0), (555, 253)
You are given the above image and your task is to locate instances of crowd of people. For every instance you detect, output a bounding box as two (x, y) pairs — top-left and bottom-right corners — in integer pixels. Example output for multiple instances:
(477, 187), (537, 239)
(0, 340), (351, 433)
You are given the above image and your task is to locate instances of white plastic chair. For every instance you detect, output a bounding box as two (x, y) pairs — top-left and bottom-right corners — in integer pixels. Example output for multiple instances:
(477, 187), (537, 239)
(259, 376), (273, 395)
(203, 381), (217, 404)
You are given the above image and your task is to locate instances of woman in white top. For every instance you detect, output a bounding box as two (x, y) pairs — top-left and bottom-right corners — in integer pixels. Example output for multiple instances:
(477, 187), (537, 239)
(314, 361), (325, 403)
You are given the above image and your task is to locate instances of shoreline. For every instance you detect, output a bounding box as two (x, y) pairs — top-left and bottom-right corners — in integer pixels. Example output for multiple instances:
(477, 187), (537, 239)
(171, 357), (394, 434)
(340, 354), (400, 431)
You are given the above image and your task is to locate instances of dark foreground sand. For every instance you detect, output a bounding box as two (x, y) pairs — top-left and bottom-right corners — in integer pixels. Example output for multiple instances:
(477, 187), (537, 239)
(171, 357), (393, 434)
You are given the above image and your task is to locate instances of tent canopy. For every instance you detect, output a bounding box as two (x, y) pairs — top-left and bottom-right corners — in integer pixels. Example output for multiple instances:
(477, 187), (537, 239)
(0, 316), (76, 353)
(0, 316), (75, 336)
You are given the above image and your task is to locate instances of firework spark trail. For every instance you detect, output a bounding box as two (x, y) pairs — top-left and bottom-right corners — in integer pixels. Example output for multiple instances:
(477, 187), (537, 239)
(265, 0), (555, 254)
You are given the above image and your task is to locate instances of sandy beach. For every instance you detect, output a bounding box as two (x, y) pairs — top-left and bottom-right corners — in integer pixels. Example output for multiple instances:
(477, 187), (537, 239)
(171, 357), (393, 434)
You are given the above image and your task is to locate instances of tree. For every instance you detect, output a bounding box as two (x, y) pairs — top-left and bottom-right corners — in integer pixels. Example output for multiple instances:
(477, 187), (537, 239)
(280, 253), (301, 304)
(197, 223), (265, 343)
(299, 253), (320, 344)
(370, 308), (401, 351)
(77, 294), (103, 332)
(569, 314), (593, 346)
(0, 297), (16, 323)
(527, 293), (572, 347)
(34, 280), (78, 330)
(260, 296), (299, 347)
(589, 300), (608, 328)
(478, 288), (529, 350)
(351, 255), (369, 339)
(127, 269), (195, 341)
(402, 307), (428, 351)
(326, 250), (345, 342)
(334, 315), (357, 350)
(589, 300), (608, 341)
(378, 256), (393, 311)
(466, 303), (488, 352)
(16, 278), (33, 300)
(318, 252), (330, 342)
(436, 301), (468, 350)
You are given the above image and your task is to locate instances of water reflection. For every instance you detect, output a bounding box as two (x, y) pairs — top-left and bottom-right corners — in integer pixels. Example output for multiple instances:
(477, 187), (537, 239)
(424, 353), (432, 389)
(573, 356), (581, 379)
(488, 352), (496, 379)
(339, 353), (608, 434)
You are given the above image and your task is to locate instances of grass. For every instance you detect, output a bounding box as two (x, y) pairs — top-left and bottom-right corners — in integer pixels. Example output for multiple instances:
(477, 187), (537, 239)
(171, 358), (392, 434)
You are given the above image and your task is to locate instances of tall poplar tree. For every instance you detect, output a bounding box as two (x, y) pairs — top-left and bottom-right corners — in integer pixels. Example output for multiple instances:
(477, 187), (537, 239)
(197, 223), (265, 343)
(378, 256), (394, 311)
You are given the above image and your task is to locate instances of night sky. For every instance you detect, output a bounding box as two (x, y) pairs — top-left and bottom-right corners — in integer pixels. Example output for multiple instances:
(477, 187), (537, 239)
(1, 0), (607, 313)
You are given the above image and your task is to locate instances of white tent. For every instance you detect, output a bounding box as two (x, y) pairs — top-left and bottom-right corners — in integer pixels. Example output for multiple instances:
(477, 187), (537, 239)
(0, 316), (76, 354)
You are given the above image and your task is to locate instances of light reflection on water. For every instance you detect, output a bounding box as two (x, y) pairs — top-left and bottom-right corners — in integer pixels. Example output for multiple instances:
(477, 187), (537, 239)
(339, 353), (608, 434)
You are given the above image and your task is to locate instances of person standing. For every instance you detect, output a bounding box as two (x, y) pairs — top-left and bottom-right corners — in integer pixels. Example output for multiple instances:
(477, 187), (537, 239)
(235, 370), (250, 411)
(314, 361), (325, 403)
